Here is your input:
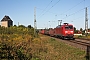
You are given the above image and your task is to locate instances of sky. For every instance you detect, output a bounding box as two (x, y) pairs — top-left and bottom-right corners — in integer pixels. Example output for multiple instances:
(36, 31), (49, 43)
(0, 0), (90, 30)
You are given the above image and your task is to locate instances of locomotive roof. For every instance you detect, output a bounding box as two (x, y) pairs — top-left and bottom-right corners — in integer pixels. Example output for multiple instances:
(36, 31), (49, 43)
(56, 23), (73, 28)
(56, 25), (61, 28)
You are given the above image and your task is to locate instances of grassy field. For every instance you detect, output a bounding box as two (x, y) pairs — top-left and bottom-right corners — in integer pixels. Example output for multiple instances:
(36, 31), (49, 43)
(37, 34), (86, 60)
(0, 33), (86, 60)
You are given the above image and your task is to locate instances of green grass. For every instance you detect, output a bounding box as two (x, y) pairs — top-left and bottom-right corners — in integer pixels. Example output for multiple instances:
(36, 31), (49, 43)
(35, 36), (86, 60)
(74, 35), (90, 39)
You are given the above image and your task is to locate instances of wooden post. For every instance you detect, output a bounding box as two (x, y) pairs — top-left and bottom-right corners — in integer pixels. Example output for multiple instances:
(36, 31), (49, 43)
(86, 45), (90, 60)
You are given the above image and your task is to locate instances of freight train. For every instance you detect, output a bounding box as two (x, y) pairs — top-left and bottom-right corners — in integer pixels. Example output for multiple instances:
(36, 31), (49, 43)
(40, 23), (75, 40)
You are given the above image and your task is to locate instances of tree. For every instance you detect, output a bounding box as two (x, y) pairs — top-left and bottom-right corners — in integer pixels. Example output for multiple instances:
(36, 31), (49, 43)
(74, 27), (76, 33)
(74, 27), (79, 33)
(80, 28), (83, 32)
(18, 25), (26, 28)
(28, 25), (32, 29)
(88, 28), (90, 30)
(14, 25), (17, 27)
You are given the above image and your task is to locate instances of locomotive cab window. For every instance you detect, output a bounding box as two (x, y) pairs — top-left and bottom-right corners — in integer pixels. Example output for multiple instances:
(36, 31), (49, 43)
(65, 26), (73, 29)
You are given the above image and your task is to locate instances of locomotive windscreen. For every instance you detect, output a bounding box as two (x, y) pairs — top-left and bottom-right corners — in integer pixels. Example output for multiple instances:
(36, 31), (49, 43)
(65, 26), (73, 29)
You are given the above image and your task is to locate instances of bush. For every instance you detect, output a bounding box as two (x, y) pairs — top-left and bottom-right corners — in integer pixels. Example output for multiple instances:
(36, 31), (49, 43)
(78, 35), (83, 38)
(0, 26), (37, 60)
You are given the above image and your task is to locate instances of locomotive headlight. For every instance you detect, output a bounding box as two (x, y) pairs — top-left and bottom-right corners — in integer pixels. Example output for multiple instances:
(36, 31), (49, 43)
(71, 31), (73, 32)
(65, 31), (68, 33)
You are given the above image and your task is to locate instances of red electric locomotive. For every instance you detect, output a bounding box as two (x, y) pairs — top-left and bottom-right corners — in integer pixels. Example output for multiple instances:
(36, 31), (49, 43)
(54, 23), (74, 40)
(40, 23), (74, 40)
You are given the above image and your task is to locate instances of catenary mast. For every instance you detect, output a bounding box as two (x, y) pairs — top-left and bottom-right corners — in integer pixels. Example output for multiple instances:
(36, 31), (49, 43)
(85, 7), (88, 34)
(34, 7), (37, 37)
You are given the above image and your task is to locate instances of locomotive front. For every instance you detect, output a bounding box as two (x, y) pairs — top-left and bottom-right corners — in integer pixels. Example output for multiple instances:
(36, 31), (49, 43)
(63, 23), (74, 39)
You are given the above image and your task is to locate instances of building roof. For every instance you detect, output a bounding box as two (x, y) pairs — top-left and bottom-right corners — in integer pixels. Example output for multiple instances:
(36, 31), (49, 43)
(1, 15), (12, 21)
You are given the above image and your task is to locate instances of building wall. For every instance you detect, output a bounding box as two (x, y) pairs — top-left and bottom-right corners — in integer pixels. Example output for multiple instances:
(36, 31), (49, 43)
(1, 21), (8, 27)
(1, 20), (13, 27)
(8, 20), (13, 27)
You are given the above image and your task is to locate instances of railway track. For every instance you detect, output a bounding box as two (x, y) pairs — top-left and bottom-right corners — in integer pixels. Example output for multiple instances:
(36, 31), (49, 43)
(55, 37), (90, 46)
(50, 35), (90, 46)
(68, 39), (90, 46)
(52, 36), (90, 50)
(45, 35), (90, 50)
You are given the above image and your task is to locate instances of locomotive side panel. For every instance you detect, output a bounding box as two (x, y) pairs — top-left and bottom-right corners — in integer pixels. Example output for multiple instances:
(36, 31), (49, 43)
(49, 28), (55, 36)
(54, 26), (63, 38)
(40, 29), (45, 34)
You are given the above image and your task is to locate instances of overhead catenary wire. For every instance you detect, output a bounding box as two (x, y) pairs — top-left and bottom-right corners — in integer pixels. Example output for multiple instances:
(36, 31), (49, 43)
(73, 16), (85, 21)
(61, 0), (90, 21)
(38, 0), (86, 22)
(42, 0), (61, 15)
(54, 0), (85, 17)
(62, 8), (85, 19)
(57, 0), (86, 21)
(37, 0), (89, 29)
(61, 0), (85, 15)
(38, 0), (61, 19)
(37, 7), (58, 15)
(62, 5), (90, 20)
(37, 0), (54, 19)
(38, 0), (86, 20)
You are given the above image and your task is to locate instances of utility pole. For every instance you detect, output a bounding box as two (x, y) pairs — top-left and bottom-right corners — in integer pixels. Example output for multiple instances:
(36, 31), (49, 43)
(34, 7), (37, 37)
(18, 22), (19, 26)
(85, 7), (88, 34)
